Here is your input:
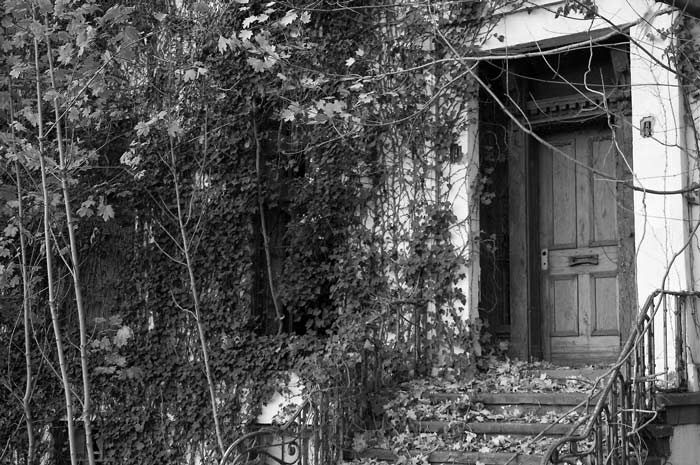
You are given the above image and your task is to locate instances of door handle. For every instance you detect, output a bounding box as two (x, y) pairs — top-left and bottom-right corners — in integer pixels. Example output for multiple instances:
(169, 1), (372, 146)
(569, 254), (599, 266)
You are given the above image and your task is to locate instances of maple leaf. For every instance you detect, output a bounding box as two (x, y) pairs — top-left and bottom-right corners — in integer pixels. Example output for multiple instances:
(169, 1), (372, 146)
(321, 99), (345, 117)
(167, 120), (182, 137)
(280, 108), (296, 122)
(243, 14), (268, 28)
(247, 57), (275, 72)
(76, 25), (96, 56)
(98, 200), (115, 221)
(101, 5), (134, 25)
(114, 325), (133, 347)
(58, 43), (74, 65)
(218, 35), (232, 53)
(183, 69), (198, 81)
(10, 64), (25, 78)
(247, 57), (265, 72)
(134, 121), (150, 137)
(3, 224), (18, 238)
(77, 197), (96, 218)
(278, 10), (298, 27)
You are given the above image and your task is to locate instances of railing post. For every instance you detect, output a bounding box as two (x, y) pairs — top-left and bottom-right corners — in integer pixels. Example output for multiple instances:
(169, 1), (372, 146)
(647, 306), (656, 401)
(676, 296), (687, 390)
(685, 295), (700, 391)
(663, 295), (669, 390)
(611, 386), (619, 465)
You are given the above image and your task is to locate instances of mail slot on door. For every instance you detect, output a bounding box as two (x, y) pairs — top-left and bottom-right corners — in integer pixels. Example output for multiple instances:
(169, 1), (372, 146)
(568, 254), (599, 266)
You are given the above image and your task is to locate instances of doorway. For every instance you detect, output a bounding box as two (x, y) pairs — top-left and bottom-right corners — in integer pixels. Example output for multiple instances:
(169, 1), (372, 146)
(478, 39), (636, 363)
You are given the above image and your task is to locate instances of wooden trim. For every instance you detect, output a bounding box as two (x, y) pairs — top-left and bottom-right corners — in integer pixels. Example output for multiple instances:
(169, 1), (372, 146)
(657, 391), (700, 425)
(657, 392), (700, 407)
(508, 124), (531, 360)
(615, 112), (635, 347)
(485, 28), (630, 56)
(528, 140), (542, 360)
(525, 92), (609, 124)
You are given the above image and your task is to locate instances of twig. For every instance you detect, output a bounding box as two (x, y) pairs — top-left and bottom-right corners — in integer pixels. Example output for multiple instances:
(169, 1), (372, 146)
(168, 136), (226, 456)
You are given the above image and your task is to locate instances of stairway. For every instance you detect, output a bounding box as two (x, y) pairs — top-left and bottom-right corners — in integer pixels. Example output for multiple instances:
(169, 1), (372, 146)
(347, 362), (672, 465)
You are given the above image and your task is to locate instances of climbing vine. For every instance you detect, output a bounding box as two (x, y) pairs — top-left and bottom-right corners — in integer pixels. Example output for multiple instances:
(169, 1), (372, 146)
(0, 1), (510, 463)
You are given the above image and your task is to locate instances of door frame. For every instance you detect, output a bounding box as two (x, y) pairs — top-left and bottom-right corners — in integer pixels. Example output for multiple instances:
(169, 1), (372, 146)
(507, 90), (635, 362)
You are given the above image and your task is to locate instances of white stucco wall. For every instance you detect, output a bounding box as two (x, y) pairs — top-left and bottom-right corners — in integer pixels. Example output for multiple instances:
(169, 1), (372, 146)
(682, 19), (700, 391)
(631, 13), (689, 300)
(668, 424), (700, 464)
(629, 11), (694, 388)
(482, 0), (656, 51)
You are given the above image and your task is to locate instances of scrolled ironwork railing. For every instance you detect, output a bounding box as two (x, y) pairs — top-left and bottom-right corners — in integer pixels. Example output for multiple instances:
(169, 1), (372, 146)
(542, 289), (700, 465)
(220, 388), (345, 465)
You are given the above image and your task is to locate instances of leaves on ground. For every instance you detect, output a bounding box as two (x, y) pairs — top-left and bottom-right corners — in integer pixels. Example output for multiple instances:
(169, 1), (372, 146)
(348, 358), (602, 463)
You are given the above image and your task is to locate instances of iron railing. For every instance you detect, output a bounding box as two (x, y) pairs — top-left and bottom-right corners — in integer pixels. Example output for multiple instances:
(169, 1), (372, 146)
(542, 289), (700, 465)
(220, 388), (345, 465)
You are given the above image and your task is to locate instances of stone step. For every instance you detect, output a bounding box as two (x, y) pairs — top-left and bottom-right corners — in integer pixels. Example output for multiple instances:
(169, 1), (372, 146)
(426, 391), (597, 416)
(353, 447), (668, 465)
(353, 448), (542, 464)
(410, 420), (574, 436)
(427, 392), (592, 405)
(525, 368), (610, 382)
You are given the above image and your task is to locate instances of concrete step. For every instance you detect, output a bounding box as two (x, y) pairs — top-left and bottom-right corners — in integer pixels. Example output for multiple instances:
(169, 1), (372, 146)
(426, 391), (597, 416)
(427, 392), (592, 405)
(353, 448), (542, 464)
(525, 368), (610, 382)
(410, 420), (574, 436)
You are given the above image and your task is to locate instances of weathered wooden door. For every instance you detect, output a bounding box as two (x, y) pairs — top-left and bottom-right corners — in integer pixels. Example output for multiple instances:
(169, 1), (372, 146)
(537, 127), (622, 365)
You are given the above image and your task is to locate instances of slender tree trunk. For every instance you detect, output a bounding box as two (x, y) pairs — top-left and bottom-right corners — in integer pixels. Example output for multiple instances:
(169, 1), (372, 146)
(9, 76), (35, 465)
(43, 24), (97, 465)
(168, 137), (225, 456)
(32, 27), (78, 465)
(252, 116), (283, 335)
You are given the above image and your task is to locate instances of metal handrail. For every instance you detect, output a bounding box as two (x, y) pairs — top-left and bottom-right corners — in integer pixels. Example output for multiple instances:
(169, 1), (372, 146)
(541, 289), (700, 465)
(219, 397), (312, 465)
(219, 385), (349, 465)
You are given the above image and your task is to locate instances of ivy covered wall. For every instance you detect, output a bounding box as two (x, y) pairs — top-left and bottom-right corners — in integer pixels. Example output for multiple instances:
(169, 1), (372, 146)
(0, 1), (510, 463)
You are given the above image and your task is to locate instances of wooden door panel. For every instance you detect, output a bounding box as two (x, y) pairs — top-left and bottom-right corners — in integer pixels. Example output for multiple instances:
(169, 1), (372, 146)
(552, 276), (579, 336)
(591, 137), (617, 244)
(550, 335), (620, 363)
(540, 140), (578, 249)
(539, 129), (621, 365)
(592, 273), (619, 335)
